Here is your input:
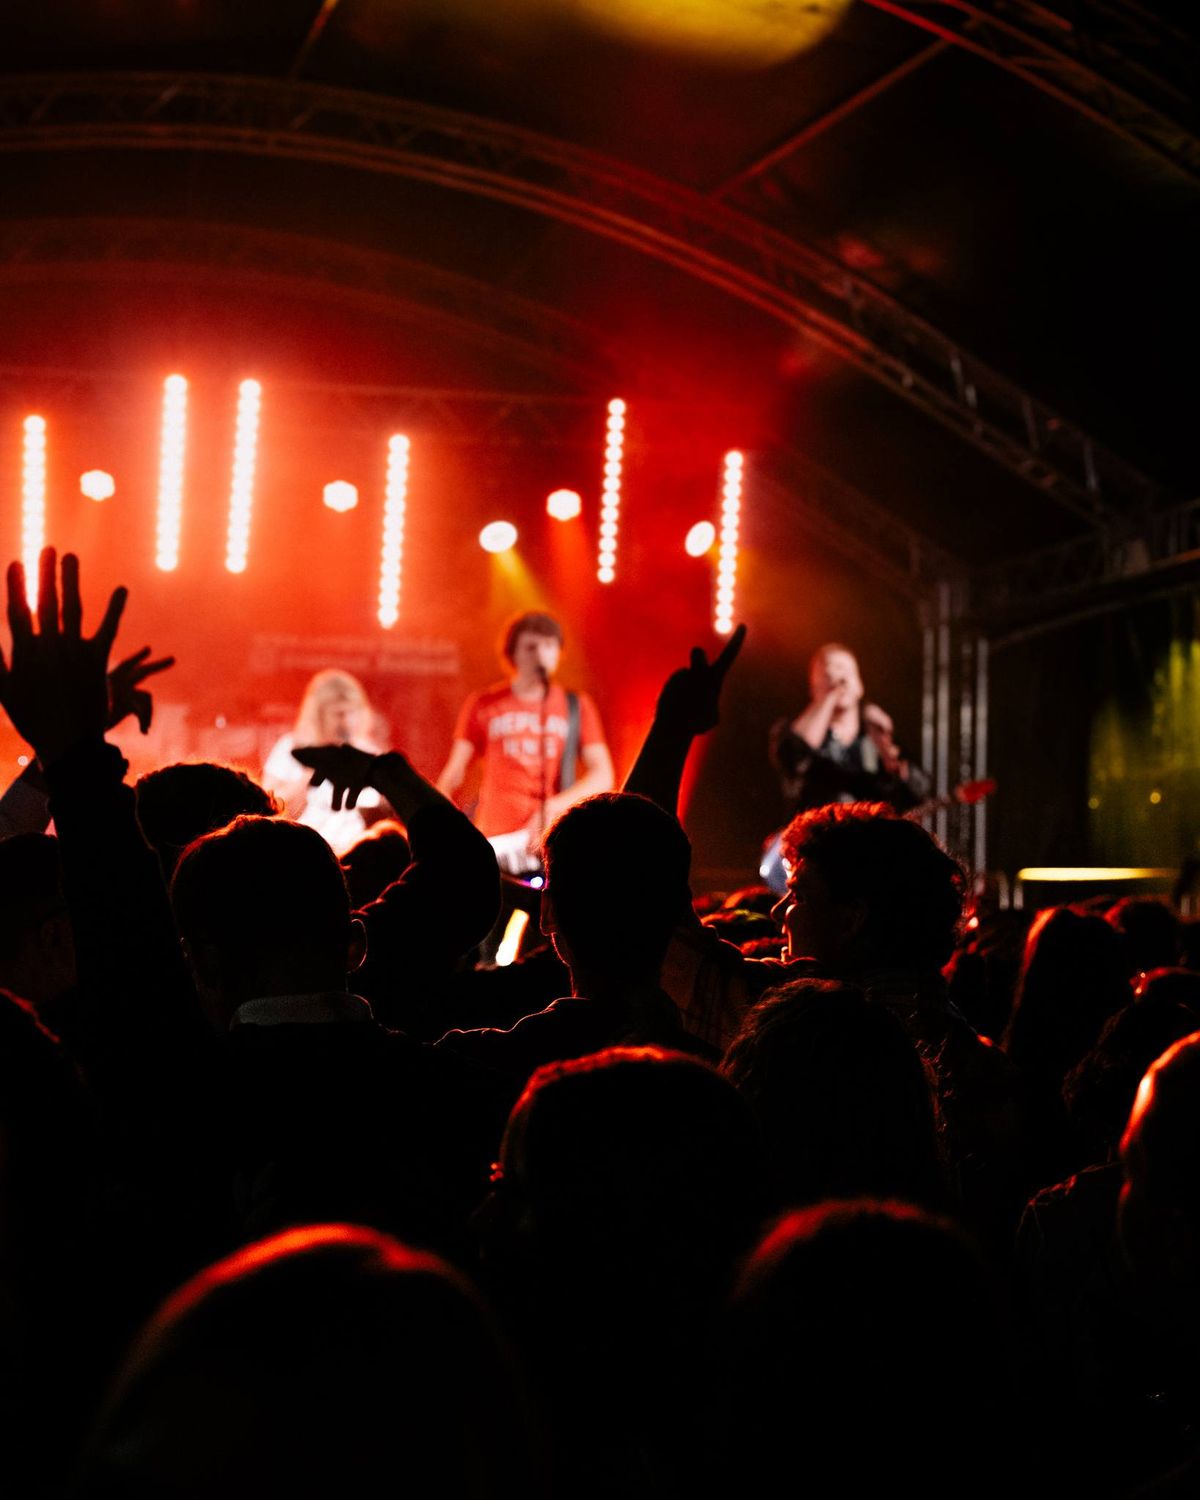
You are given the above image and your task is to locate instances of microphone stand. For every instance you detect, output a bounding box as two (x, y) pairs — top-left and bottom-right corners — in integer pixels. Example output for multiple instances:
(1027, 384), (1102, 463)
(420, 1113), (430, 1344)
(534, 664), (551, 866)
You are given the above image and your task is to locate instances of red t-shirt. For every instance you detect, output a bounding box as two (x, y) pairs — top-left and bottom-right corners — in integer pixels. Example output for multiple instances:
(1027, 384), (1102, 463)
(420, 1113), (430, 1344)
(454, 682), (605, 837)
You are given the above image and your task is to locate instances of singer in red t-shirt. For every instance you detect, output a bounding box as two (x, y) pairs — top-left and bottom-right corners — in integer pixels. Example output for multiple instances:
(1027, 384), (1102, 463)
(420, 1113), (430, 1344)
(437, 612), (614, 871)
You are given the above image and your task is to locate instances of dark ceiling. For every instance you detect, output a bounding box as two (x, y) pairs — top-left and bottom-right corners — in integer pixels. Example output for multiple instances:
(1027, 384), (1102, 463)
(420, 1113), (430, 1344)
(0, 0), (1196, 583)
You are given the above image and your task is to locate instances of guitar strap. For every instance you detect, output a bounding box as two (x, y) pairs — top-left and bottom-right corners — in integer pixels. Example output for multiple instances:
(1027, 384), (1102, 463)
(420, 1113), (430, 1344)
(559, 691), (580, 790)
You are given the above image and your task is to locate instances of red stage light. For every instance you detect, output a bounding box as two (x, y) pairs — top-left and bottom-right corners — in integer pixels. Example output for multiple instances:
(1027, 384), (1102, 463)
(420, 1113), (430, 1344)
(714, 449), (743, 636)
(546, 488), (582, 521)
(225, 379), (262, 574)
(323, 480), (358, 513)
(685, 520), (716, 557)
(156, 374), (187, 572)
(378, 435), (409, 628)
(80, 469), (115, 502)
(21, 415), (46, 607)
(597, 399), (625, 583)
(480, 520), (518, 554)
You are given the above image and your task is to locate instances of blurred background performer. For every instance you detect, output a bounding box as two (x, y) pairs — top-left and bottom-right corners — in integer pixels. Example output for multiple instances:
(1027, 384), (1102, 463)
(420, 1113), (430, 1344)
(437, 611), (613, 877)
(263, 668), (387, 855)
(762, 642), (930, 891)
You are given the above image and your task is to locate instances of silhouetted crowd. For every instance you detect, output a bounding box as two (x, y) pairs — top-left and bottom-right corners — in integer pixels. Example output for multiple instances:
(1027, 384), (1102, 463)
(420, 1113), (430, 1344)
(2, 553), (1200, 1497)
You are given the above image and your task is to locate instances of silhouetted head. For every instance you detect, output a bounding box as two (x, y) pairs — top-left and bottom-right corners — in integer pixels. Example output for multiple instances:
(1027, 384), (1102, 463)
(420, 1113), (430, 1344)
(1119, 1032), (1200, 1306)
(1065, 975), (1200, 1162)
(723, 979), (945, 1209)
(135, 761), (276, 878)
(775, 802), (964, 974)
(1106, 896), (1183, 977)
(79, 1224), (535, 1499)
(0, 833), (74, 1010)
(701, 908), (779, 947)
(720, 885), (779, 917)
(721, 1200), (1013, 1493)
(489, 1047), (767, 1303)
(1002, 905), (1131, 1087)
(340, 821), (412, 909)
(541, 793), (692, 986)
(171, 816), (363, 1026)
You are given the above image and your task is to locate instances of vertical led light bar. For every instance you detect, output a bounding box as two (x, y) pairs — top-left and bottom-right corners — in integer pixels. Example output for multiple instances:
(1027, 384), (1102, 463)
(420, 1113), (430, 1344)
(21, 416), (47, 608)
(224, 378), (262, 574)
(378, 433), (409, 628)
(714, 449), (743, 636)
(597, 398), (625, 583)
(155, 374), (188, 571)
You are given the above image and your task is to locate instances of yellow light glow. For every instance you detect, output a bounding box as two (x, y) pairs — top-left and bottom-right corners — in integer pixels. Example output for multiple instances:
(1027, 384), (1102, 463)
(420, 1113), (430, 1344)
(561, 0), (853, 64)
(1016, 867), (1176, 882)
(495, 910), (530, 967)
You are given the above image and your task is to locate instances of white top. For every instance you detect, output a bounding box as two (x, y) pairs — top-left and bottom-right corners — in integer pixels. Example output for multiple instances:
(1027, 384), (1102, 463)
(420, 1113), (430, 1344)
(262, 732), (383, 857)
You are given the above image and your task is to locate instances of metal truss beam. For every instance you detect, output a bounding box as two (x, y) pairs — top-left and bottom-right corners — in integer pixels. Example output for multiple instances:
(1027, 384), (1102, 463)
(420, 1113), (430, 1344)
(0, 72), (1166, 524)
(862, 0), (1200, 182)
(971, 496), (1200, 642)
(755, 451), (966, 602)
(0, 358), (951, 592)
(0, 217), (614, 387)
(714, 39), (951, 199)
(0, 364), (748, 451)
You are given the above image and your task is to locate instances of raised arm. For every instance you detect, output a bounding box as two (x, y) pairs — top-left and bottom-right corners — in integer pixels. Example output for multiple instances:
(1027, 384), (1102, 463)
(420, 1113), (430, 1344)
(0, 550), (192, 1019)
(436, 738), (475, 800)
(294, 744), (501, 983)
(623, 624), (745, 817)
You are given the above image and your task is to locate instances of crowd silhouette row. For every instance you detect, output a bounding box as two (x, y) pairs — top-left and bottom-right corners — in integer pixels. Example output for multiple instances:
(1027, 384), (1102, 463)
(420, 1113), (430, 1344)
(1, 550), (1198, 1497)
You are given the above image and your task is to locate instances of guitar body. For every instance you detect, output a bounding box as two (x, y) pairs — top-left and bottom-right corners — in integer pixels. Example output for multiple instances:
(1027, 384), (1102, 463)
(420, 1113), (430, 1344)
(488, 828), (543, 878)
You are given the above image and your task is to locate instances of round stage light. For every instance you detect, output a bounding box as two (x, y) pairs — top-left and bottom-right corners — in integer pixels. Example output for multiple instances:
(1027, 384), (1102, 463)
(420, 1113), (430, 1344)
(685, 520), (716, 557)
(480, 520), (518, 554)
(546, 488), (583, 521)
(323, 480), (358, 513)
(80, 470), (115, 501)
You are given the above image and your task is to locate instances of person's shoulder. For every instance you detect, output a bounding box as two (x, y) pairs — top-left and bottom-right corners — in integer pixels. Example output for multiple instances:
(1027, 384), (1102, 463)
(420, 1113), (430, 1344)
(469, 681), (515, 711)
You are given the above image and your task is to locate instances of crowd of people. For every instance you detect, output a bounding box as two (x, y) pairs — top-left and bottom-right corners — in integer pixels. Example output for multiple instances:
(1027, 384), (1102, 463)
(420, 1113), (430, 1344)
(0, 547), (1199, 1497)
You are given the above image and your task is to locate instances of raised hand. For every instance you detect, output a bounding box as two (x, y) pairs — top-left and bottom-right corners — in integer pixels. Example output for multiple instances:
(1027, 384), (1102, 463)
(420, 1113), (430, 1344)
(653, 623), (747, 738)
(108, 646), (175, 735)
(0, 548), (128, 764)
(293, 743), (379, 811)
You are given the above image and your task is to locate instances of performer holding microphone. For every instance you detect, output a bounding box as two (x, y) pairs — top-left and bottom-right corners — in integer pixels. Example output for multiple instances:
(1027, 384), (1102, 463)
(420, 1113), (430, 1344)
(762, 642), (931, 890)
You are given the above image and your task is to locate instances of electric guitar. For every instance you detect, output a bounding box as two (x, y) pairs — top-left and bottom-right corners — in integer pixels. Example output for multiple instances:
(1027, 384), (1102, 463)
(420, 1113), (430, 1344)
(759, 778), (997, 893)
(488, 827), (545, 878)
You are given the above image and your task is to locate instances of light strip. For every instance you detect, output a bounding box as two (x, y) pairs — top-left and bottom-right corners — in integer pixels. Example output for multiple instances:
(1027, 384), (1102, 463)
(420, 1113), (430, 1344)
(714, 449), (743, 636)
(155, 374), (188, 571)
(21, 415), (46, 608)
(597, 398), (625, 583)
(224, 378), (262, 574)
(378, 434), (409, 627)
